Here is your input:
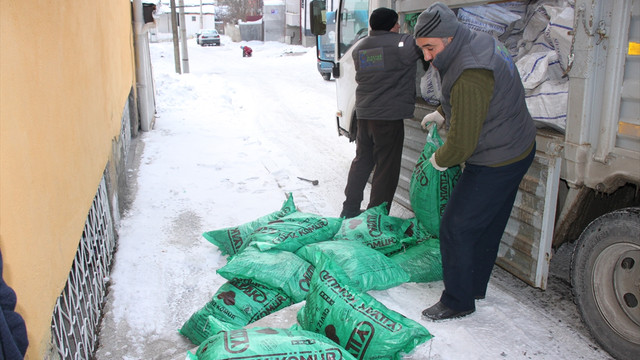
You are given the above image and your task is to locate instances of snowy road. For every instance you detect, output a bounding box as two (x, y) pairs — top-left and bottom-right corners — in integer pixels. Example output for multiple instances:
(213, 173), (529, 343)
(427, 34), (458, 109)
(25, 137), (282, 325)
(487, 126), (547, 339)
(95, 36), (613, 360)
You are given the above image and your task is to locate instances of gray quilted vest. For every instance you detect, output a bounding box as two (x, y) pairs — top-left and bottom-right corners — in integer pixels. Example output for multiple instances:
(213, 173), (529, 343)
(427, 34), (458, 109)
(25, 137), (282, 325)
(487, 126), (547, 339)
(434, 26), (536, 166)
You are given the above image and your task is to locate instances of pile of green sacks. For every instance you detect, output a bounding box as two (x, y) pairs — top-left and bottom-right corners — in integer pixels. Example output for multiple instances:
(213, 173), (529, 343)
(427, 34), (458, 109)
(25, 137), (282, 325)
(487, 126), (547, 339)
(181, 126), (460, 359)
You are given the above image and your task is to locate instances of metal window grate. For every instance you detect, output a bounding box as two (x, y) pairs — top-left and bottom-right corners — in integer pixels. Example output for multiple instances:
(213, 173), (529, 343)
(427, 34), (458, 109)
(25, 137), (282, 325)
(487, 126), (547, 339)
(51, 176), (115, 359)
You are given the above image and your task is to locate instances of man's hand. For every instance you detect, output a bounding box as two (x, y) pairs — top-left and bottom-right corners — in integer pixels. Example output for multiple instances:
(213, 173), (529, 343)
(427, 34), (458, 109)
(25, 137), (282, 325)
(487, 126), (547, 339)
(429, 153), (448, 171)
(421, 111), (445, 130)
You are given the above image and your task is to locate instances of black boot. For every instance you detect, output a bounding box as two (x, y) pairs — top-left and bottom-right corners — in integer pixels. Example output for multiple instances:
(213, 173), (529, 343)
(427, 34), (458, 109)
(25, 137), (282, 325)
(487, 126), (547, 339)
(422, 301), (474, 321)
(339, 208), (364, 218)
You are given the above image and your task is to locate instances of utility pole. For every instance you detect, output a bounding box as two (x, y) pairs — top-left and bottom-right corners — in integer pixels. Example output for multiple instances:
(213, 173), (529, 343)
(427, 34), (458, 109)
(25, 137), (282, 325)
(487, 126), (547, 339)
(178, 0), (190, 73)
(199, 0), (204, 30)
(170, 0), (181, 73)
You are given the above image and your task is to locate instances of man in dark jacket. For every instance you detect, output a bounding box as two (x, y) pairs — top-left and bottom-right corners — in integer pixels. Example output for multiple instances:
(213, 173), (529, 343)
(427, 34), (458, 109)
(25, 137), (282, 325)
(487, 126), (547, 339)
(414, 2), (536, 321)
(340, 7), (422, 218)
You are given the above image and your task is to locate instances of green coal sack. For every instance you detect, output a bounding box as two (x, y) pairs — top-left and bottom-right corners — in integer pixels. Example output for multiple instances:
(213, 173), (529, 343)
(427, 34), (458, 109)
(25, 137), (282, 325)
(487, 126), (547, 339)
(295, 261), (432, 360)
(179, 278), (291, 345)
(295, 240), (409, 291)
(202, 193), (296, 256)
(187, 327), (357, 360)
(333, 203), (416, 255)
(389, 237), (443, 283)
(248, 212), (342, 253)
(216, 247), (314, 303)
(409, 126), (461, 237)
(403, 217), (436, 243)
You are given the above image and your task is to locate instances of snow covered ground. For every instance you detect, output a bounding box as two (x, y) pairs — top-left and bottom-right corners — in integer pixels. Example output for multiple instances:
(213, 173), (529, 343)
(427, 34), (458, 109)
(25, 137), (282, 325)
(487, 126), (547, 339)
(94, 36), (614, 359)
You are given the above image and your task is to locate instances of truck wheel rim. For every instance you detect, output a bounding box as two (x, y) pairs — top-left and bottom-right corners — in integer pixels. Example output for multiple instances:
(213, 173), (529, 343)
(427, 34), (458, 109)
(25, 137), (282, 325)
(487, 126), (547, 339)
(593, 243), (640, 344)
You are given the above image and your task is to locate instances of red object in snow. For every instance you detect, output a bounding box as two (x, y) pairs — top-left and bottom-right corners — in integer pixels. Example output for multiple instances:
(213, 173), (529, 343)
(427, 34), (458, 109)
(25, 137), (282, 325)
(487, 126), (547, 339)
(242, 46), (253, 57)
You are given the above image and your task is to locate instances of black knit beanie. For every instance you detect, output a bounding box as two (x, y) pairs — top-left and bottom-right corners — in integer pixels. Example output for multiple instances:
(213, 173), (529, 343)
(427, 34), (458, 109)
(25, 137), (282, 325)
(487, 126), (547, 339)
(369, 7), (398, 31)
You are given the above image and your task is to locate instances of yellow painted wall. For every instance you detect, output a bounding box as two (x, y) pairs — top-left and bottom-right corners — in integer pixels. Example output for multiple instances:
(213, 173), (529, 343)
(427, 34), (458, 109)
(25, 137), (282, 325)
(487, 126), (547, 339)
(0, 1), (136, 358)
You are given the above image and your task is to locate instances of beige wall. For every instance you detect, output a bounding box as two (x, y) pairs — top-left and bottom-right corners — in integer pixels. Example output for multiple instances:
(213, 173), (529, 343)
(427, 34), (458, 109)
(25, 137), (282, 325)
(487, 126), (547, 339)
(0, 1), (135, 358)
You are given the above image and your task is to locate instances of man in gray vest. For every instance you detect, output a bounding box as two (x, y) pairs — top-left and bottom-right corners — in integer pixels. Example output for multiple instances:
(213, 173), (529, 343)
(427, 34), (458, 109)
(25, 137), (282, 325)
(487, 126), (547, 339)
(414, 2), (536, 321)
(340, 7), (422, 218)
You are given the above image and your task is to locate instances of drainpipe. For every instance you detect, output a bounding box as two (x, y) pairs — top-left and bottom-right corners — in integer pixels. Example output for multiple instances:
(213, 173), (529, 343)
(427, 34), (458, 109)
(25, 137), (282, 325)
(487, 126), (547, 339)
(132, 0), (154, 131)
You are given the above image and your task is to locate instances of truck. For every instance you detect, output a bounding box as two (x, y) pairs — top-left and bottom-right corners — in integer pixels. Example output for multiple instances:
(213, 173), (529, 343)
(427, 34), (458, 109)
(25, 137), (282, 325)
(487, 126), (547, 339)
(310, 1), (640, 359)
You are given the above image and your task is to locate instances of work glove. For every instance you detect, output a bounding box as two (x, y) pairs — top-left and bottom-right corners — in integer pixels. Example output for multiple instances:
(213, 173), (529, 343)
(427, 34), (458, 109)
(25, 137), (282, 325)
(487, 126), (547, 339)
(429, 153), (448, 171)
(421, 111), (445, 130)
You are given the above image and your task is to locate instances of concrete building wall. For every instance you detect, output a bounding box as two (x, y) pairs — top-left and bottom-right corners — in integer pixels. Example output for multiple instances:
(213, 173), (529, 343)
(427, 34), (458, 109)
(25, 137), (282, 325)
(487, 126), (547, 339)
(264, 2), (285, 42)
(240, 21), (264, 41)
(0, 1), (136, 358)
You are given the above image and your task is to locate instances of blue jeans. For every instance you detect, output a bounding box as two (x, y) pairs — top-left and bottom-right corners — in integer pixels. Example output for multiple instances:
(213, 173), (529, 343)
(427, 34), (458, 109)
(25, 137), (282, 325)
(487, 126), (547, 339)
(438, 143), (536, 311)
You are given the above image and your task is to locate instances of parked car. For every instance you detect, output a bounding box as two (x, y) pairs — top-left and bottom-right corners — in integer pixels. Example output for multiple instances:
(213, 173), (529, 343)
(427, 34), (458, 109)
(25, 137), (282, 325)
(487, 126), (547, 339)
(199, 29), (220, 46)
(195, 29), (202, 44)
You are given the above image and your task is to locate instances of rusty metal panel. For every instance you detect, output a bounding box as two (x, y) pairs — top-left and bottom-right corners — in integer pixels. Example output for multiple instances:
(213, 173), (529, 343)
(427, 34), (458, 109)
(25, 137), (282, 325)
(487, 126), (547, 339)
(396, 118), (427, 210)
(496, 151), (561, 289)
(396, 103), (435, 211)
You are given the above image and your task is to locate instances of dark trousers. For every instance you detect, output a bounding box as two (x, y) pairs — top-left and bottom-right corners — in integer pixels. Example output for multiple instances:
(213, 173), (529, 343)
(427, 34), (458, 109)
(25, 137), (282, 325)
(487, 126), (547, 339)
(342, 118), (404, 216)
(439, 143), (536, 311)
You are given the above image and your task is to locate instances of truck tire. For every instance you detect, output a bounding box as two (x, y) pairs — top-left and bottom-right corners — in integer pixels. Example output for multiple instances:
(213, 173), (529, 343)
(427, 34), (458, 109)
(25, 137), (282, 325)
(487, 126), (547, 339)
(571, 207), (640, 360)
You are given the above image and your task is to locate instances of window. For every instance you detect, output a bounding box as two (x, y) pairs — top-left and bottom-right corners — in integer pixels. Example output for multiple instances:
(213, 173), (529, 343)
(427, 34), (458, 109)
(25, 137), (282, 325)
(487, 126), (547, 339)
(338, 0), (369, 58)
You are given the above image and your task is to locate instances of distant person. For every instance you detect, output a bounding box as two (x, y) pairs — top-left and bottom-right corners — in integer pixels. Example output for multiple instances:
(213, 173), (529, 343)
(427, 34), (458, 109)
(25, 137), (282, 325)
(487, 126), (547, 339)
(241, 46), (252, 57)
(413, 2), (536, 321)
(340, 7), (422, 218)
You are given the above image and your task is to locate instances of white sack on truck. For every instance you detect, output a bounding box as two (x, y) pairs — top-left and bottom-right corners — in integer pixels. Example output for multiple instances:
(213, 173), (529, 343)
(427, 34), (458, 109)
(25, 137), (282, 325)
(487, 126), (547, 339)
(420, 65), (442, 106)
(517, 51), (565, 89)
(541, 4), (575, 71)
(516, 50), (568, 131)
(516, 0), (574, 131)
(523, 79), (569, 132)
(460, 0), (574, 132)
(457, 4), (523, 42)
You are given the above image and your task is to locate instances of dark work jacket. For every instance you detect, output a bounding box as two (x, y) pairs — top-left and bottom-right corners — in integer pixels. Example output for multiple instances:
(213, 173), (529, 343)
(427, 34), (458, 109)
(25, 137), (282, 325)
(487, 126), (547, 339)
(352, 30), (422, 120)
(433, 26), (536, 166)
(0, 250), (28, 359)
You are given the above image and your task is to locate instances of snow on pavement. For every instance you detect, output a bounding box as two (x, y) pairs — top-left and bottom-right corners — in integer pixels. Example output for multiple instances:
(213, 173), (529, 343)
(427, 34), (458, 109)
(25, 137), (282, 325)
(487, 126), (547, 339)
(95, 36), (613, 360)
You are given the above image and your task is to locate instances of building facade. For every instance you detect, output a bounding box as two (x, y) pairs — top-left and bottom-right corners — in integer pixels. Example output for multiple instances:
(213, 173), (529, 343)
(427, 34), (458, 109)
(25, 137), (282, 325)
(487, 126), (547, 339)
(0, 1), (154, 358)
